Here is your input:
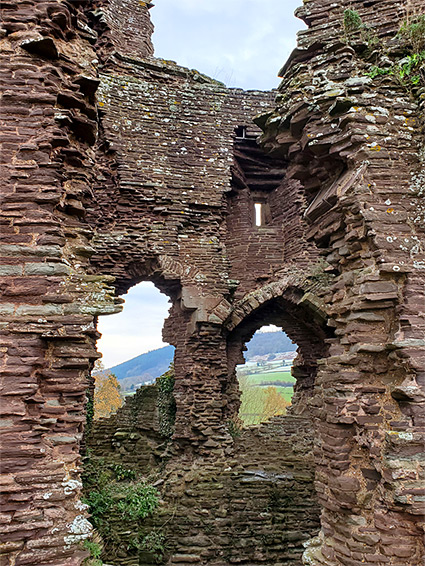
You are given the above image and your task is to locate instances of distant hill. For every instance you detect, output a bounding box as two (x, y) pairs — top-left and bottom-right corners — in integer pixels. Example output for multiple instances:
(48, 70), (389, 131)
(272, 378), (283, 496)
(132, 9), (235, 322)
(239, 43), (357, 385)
(108, 332), (296, 391)
(109, 345), (174, 391)
(245, 331), (296, 359)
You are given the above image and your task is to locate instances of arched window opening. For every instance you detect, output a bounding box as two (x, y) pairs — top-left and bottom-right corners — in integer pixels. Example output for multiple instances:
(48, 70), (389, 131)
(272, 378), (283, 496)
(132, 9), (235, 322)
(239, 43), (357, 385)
(226, 294), (331, 427)
(95, 282), (174, 418)
(236, 325), (297, 425)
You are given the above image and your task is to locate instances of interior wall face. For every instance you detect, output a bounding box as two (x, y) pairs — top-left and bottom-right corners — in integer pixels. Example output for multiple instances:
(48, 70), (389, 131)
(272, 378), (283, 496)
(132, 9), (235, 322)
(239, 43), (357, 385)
(0, 1), (424, 565)
(87, 394), (321, 566)
(258, 0), (425, 563)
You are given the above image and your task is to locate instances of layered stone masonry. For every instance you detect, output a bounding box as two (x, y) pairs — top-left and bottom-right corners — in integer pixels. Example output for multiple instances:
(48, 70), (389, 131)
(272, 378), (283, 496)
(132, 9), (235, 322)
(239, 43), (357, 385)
(88, 387), (320, 566)
(258, 0), (425, 563)
(1, 0), (424, 565)
(1, 2), (123, 564)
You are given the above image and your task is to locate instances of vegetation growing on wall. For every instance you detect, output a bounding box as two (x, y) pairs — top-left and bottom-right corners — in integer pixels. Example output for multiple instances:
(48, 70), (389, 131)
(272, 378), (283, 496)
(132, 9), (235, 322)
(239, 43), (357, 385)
(343, 8), (363, 35)
(156, 363), (176, 438)
(342, 8), (379, 50)
(342, 8), (425, 93)
(82, 456), (159, 560)
(399, 13), (425, 52)
(366, 51), (425, 87)
(140, 529), (167, 563)
(83, 532), (103, 566)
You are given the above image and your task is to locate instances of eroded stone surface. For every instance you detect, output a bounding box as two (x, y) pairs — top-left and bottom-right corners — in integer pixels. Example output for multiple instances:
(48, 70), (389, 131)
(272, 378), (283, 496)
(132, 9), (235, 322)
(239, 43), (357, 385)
(0, 0), (424, 565)
(257, 1), (425, 563)
(88, 388), (320, 566)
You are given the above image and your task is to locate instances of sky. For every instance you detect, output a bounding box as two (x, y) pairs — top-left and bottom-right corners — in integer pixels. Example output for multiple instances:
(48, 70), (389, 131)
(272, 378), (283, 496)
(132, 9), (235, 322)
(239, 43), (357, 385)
(97, 0), (303, 368)
(151, 0), (304, 90)
(97, 283), (171, 368)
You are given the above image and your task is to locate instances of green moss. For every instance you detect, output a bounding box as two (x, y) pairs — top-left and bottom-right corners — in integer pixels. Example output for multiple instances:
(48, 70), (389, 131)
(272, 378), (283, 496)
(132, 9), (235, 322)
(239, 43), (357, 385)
(306, 259), (334, 290)
(156, 364), (176, 438)
(82, 456), (136, 490)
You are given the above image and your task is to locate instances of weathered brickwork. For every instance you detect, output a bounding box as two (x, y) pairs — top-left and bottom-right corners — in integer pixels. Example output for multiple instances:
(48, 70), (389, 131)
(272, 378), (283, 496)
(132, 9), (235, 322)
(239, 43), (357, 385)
(258, 0), (425, 563)
(0, 2), (121, 565)
(88, 388), (320, 566)
(0, 0), (424, 565)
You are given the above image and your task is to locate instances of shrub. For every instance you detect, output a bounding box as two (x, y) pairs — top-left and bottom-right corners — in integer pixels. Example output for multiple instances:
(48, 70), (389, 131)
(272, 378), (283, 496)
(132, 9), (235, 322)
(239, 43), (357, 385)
(83, 482), (159, 529)
(83, 531), (103, 566)
(141, 529), (167, 562)
(399, 14), (425, 52)
(238, 377), (290, 426)
(82, 456), (159, 556)
(109, 462), (137, 482)
(227, 416), (243, 438)
(343, 8), (363, 34)
(82, 456), (136, 490)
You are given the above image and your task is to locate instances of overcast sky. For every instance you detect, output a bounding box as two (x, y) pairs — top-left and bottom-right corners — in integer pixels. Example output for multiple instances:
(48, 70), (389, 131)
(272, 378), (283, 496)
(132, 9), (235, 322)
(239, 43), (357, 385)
(97, 0), (303, 368)
(97, 283), (171, 368)
(151, 0), (303, 90)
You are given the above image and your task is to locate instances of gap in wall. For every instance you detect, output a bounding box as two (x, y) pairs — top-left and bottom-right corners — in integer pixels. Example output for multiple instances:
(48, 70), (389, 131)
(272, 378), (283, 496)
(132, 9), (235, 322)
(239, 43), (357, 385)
(237, 325), (297, 425)
(96, 281), (174, 395)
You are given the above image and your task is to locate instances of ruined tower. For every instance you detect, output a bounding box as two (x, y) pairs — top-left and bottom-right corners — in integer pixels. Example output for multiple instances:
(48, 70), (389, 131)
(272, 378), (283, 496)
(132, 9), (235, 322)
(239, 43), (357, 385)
(1, 0), (424, 565)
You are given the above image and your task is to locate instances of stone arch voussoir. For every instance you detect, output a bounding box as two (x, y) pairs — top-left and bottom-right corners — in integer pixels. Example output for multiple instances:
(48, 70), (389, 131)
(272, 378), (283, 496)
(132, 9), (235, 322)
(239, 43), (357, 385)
(224, 275), (329, 334)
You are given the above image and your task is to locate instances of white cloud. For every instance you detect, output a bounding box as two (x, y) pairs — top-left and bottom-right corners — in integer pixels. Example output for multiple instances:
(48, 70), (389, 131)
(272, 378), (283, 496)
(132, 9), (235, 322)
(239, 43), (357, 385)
(258, 325), (281, 333)
(97, 282), (171, 368)
(151, 0), (305, 90)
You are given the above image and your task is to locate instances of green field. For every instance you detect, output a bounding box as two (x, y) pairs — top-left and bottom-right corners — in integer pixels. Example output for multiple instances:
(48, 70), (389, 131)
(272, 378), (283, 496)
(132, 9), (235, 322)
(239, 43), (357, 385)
(243, 370), (295, 385)
(237, 367), (295, 425)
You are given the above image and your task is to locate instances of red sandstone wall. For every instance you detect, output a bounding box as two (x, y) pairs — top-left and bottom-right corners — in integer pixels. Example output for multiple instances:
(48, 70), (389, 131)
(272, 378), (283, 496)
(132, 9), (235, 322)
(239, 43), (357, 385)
(0, 2), (123, 564)
(1, 0), (424, 565)
(0, 2), (279, 563)
(88, 395), (320, 566)
(86, 55), (276, 440)
(259, 0), (425, 563)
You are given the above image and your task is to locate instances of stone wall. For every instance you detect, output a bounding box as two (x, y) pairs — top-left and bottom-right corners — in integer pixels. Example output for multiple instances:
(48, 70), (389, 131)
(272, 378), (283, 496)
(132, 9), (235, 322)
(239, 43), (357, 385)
(258, 0), (425, 563)
(0, 2), (121, 564)
(0, 0), (424, 565)
(87, 387), (320, 566)
(88, 385), (165, 475)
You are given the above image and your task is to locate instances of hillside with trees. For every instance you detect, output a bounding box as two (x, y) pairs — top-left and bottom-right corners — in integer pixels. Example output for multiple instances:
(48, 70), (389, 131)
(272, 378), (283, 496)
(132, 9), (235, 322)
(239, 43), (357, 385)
(245, 331), (296, 359)
(108, 332), (296, 392)
(108, 345), (175, 391)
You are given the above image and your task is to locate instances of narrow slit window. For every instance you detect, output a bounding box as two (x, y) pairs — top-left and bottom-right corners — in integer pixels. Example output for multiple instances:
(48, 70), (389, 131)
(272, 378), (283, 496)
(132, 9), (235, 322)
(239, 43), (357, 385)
(254, 202), (263, 226)
(235, 125), (247, 139)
